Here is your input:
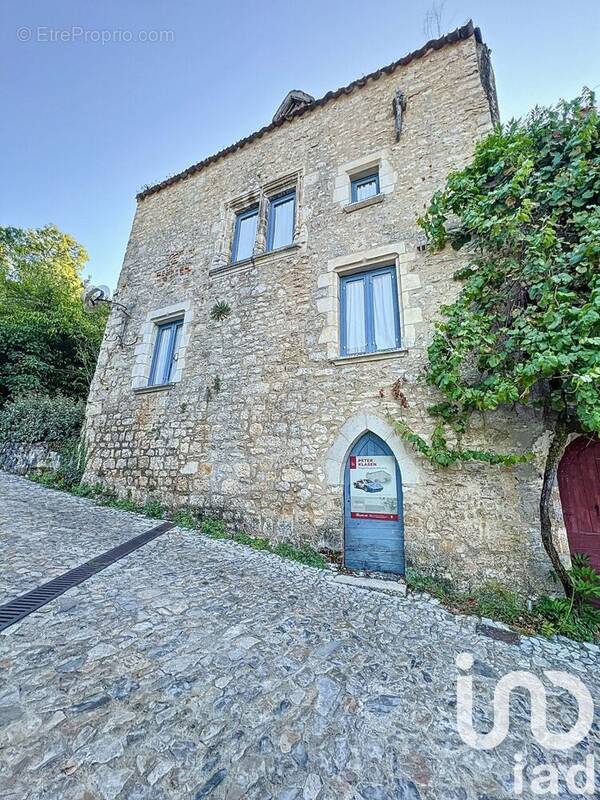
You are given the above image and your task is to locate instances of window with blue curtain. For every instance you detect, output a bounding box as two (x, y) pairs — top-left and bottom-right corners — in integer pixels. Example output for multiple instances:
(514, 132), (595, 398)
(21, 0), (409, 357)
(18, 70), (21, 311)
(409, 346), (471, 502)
(232, 206), (259, 262)
(266, 190), (296, 251)
(350, 171), (380, 203)
(148, 319), (183, 386)
(340, 266), (401, 356)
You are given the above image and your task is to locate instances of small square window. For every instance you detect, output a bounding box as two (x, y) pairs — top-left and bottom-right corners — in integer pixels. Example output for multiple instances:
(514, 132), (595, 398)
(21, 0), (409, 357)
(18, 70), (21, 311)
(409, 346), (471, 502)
(266, 189), (296, 251)
(351, 172), (380, 203)
(232, 206), (259, 263)
(148, 319), (183, 386)
(340, 266), (400, 356)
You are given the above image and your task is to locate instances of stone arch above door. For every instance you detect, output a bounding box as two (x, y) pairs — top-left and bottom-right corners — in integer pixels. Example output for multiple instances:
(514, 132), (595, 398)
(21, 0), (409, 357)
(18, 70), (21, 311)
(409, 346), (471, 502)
(325, 412), (422, 488)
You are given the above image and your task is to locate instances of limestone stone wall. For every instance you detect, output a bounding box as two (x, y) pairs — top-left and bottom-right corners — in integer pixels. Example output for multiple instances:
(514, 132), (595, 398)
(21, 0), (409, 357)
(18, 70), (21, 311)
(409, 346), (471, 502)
(84, 33), (568, 595)
(0, 443), (61, 475)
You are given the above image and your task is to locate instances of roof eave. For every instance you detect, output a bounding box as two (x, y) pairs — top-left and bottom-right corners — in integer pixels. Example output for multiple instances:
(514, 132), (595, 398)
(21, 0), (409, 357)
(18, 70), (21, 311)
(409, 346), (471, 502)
(136, 20), (480, 201)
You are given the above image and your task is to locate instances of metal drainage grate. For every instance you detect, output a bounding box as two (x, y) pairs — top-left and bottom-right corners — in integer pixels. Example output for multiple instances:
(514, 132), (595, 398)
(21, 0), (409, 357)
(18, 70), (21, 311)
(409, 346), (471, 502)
(0, 521), (174, 632)
(476, 622), (520, 645)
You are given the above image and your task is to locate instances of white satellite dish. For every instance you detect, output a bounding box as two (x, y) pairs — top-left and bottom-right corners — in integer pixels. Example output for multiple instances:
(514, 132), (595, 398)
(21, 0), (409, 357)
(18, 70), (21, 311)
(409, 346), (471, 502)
(82, 284), (112, 312)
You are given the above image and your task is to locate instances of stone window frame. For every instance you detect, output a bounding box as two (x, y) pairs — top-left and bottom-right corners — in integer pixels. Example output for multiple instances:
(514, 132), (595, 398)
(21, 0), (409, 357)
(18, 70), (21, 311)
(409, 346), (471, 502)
(210, 170), (305, 274)
(333, 149), (397, 212)
(317, 242), (422, 363)
(131, 299), (193, 391)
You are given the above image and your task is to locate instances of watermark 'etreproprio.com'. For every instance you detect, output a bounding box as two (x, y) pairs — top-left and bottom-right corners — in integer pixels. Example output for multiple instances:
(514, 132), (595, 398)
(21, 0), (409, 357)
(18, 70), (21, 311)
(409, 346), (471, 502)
(16, 26), (175, 44)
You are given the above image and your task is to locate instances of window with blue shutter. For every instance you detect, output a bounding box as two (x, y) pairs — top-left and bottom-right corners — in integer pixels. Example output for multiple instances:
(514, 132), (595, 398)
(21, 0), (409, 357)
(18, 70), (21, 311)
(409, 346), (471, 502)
(148, 319), (183, 386)
(350, 172), (380, 203)
(340, 266), (401, 356)
(232, 206), (259, 263)
(266, 190), (296, 251)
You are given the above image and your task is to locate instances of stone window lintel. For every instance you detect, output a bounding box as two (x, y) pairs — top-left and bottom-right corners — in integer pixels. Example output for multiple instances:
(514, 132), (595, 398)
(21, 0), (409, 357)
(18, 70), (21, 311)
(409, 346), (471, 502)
(263, 170), (301, 199)
(228, 189), (261, 215)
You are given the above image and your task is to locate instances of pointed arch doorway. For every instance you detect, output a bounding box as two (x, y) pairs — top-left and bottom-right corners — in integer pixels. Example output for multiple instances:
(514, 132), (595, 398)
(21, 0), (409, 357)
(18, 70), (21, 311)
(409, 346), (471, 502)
(344, 431), (405, 574)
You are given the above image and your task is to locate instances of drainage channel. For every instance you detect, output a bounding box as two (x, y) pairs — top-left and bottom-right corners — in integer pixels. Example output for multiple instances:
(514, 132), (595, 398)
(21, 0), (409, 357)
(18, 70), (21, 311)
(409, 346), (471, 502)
(0, 521), (174, 632)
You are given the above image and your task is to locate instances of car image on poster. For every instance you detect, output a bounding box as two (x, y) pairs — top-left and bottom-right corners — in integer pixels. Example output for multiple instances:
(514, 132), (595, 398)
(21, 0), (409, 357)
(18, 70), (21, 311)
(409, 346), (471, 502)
(349, 455), (398, 520)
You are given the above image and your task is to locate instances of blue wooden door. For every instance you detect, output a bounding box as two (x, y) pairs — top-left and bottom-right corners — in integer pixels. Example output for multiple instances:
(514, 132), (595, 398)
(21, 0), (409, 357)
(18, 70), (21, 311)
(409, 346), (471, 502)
(344, 432), (405, 574)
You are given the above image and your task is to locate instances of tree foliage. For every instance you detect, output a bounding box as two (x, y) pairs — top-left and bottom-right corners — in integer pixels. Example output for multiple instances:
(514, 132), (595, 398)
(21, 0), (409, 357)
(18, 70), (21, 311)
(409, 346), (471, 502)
(0, 224), (108, 404)
(396, 91), (600, 596)
(416, 91), (599, 437)
(0, 395), (85, 444)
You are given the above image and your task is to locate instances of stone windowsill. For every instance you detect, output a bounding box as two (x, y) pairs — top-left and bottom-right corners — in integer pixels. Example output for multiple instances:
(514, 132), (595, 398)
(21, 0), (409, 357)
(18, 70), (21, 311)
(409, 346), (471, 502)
(133, 383), (175, 395)
(330, 347), (408, 366)
(209, 243), (301, 276)
(342, 193), (385, 214)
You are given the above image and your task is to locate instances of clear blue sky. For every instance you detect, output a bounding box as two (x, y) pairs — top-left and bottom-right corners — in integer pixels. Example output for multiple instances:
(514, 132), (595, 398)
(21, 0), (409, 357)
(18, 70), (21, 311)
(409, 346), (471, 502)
(2, 0), (598, 289)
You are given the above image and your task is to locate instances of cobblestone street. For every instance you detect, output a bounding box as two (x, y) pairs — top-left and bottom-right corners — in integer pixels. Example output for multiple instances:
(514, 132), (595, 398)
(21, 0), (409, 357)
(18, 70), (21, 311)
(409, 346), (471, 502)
(0, 471), (598, 800)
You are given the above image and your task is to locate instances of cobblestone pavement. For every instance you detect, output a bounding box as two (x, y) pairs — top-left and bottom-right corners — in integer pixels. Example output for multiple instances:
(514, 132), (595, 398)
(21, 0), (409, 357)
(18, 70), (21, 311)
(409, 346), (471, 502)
(0, 472), (152, 604)
(0, 472), (598, 800)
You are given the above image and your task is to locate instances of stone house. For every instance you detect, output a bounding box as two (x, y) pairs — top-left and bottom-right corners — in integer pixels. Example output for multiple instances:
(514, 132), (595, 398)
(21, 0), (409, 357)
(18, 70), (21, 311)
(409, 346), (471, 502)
(85, 21), (583, 594)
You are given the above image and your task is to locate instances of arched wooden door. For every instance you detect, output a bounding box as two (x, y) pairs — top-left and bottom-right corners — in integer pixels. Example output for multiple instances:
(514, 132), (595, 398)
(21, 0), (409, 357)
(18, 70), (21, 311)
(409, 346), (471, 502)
(558, 436), (600, 573)
(344, 432), (405, 574)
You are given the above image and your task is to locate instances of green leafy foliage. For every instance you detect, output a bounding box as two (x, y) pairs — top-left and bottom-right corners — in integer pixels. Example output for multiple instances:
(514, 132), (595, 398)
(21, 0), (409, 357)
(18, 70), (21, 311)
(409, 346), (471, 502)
(397, 91), (600, 461)
(405, 571), (525, 625)
(0, 394), (88, 490)
(103, 497), (140, 512)
(534, 596), (600, 641)
(70, 482), (99, 498)
(0, 395), (84, 444)
(200, 517), (326, 566)
(474, 581), (523, 623)
(210, 301), (231, 322)
(231, 530), (254, 546)
(394, 419), (532, 467)
(201, 518), (228, 539)
(272, 542), (327, 568)
(55, 438), (87, 488)
(247, 536), (271, 551)
(142, 500), (164, 519)
(172, 508), (198, 529)
(29, 470), (64, 490)
(406, 559), (600, 642)
(405, 567), (458, 599)
(396, 92), (600, 600)
(0, 224), (108, 405)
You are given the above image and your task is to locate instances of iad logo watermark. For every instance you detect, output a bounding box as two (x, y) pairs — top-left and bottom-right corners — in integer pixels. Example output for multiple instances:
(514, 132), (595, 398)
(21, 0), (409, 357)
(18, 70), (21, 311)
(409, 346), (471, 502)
(456, 652), (596, 796)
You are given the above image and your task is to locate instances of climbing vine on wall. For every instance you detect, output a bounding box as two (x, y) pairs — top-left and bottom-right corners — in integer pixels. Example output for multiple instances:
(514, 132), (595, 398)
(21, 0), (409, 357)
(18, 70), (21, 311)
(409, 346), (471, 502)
(394, 91), (600, 597)
(393, 420), (531, 467)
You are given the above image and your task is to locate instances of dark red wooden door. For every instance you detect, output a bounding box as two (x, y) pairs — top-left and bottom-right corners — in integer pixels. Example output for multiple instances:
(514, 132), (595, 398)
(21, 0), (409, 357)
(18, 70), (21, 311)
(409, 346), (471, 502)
(558, 436), (600, 572)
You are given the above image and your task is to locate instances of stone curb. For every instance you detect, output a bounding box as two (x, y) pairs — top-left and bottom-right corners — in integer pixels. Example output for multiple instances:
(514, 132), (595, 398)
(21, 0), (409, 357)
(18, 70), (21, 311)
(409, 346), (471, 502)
(330, 573), (407, 596)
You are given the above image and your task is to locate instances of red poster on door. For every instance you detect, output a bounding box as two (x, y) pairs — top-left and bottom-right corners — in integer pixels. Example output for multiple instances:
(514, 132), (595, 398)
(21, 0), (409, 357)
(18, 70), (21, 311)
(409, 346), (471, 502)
(349, 455), (398, 520)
